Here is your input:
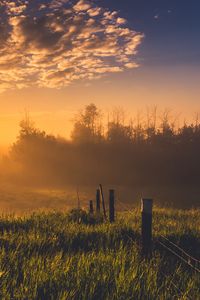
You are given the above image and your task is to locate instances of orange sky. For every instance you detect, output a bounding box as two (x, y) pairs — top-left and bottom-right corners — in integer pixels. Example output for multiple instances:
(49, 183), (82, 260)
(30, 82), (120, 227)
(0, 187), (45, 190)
(1, 65), (200, 150)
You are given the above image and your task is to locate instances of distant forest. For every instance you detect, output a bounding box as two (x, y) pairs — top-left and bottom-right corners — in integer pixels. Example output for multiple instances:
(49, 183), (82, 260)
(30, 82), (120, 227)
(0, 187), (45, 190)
(3, 103), (200, 190)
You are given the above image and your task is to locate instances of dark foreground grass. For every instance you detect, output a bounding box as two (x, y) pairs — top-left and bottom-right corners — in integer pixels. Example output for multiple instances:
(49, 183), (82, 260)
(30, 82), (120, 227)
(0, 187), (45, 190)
(0, 208), (199, 299)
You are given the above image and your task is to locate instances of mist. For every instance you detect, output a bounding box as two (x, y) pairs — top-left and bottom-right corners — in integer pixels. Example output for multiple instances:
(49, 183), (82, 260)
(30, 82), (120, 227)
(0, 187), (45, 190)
(1, 103), (200, 212)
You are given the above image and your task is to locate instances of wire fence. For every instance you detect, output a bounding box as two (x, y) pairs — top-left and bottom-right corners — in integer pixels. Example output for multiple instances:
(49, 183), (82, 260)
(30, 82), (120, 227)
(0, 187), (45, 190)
(74, 185), (200, 299)
(157, 240), (200, 274)
(157, 237), (200, 274)
(116, 197), (200, 272)
(117, 219), (196, 300)
(114, 195), (200, 299)
(100, 194), (199, 269)
(160, 235), (200, 264)
(78, 186), (199, 297)
(155, 237), (200, 300)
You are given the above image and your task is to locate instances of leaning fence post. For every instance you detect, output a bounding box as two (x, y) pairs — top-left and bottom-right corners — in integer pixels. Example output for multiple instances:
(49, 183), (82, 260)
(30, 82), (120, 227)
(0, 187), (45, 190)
(99, 184), (107, 220)
(141, 198), (153, 257)
(89, 200), (94, 214)
(109, 189), (115, 223)
(96, 189), (100, 213)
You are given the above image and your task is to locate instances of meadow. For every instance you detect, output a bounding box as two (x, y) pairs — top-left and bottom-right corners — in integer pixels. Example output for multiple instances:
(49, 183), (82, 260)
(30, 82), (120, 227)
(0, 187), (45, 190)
(0, 206), (199, 300)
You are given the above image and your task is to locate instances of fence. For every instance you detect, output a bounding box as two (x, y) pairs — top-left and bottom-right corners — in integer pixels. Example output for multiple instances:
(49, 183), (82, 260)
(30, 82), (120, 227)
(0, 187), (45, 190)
(88, 186), (153, 257)
(85, 184), (200, 299)
(87, 185), (199, 259)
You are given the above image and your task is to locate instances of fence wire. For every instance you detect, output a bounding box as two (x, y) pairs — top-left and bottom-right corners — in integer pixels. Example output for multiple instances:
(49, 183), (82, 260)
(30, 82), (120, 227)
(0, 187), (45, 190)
(160, 235), (200, 266)
(122, 230), (193, 300)
(157, 240), (200, 274)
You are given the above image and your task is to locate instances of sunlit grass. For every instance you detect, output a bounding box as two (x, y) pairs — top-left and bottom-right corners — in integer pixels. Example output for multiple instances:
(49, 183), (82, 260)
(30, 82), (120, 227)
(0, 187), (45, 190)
(0, 209), (199, 299)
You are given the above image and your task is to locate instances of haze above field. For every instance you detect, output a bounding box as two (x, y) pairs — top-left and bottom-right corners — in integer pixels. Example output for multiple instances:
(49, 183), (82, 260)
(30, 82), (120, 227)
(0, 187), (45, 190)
(0, 0), (200, 146)
(0, 0), (200, 212)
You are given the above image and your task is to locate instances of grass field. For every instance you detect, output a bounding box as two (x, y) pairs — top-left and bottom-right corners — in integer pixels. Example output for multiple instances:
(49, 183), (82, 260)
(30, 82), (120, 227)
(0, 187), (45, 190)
(0, 207), (199, 299)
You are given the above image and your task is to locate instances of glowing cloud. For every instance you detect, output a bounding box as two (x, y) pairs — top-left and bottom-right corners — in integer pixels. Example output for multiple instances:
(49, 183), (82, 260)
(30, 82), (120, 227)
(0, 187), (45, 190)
(0, 0), (144, 92)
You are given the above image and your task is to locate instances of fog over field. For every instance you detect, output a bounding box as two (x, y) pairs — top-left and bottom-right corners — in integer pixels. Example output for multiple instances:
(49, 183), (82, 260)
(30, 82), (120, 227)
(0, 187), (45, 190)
(0, 104), (200, 212)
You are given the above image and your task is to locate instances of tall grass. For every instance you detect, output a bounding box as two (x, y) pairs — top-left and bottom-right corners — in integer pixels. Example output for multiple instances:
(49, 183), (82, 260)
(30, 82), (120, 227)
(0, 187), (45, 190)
(0, 209), (199, 299)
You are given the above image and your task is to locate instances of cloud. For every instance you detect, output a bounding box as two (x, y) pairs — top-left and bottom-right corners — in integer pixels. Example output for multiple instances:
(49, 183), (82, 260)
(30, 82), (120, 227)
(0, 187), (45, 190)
(73, 0), (91, 11)
(0, 0), (144, 92)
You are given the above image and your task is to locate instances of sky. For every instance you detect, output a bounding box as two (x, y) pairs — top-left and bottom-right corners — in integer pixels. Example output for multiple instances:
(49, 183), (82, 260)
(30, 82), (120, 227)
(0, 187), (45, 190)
(0, 0), (200, 148)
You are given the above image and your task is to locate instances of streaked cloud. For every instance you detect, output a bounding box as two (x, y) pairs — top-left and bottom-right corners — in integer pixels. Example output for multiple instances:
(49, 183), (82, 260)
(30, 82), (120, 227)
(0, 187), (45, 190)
(0, 0), (144, 92)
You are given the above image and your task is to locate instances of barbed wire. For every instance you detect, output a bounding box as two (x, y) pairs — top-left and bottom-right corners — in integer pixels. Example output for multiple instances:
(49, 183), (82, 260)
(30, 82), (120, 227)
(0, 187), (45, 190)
(160, 235), (200, 266)
(156, 240), (199, 299)
(157, 240), (200, 274)
(124, 232), (192, 299)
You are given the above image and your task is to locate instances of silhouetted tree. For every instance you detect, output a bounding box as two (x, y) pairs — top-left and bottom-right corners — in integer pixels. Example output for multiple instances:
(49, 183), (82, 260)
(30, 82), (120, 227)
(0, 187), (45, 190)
(71, 103), (103, 143)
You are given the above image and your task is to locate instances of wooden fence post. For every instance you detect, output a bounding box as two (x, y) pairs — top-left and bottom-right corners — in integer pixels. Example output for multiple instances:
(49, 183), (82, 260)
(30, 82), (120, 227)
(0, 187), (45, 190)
(141, 198), (153, 257)
(96, 189), (100, 213)
(109, 189), (115, 223)
(99, 184), (107, 220)
(89, 200), (94, 214)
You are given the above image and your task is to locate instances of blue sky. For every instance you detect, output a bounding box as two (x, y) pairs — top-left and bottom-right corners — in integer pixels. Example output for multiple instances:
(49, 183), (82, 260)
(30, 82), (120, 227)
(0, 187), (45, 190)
(101, 0), (200, 65)
(99, 0), (200, 66)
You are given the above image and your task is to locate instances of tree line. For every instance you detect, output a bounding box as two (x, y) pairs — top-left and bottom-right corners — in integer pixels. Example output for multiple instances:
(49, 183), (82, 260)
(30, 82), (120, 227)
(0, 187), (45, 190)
(7, 104), (200, 189)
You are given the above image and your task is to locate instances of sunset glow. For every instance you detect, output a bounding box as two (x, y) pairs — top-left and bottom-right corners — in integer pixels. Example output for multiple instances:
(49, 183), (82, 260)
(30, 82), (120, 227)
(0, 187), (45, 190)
(1, 2), (200, 297)
(1, 0), (200, 147)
